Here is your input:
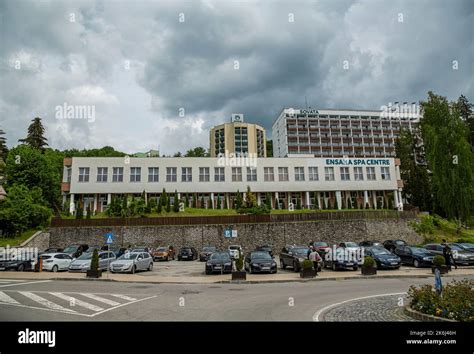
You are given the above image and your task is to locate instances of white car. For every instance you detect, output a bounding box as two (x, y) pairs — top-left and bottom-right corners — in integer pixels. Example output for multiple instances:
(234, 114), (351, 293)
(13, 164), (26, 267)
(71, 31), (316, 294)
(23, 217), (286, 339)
(228, 245), (243, 259)
(109, 252), (153, 274)
(41, 253), (73, 272)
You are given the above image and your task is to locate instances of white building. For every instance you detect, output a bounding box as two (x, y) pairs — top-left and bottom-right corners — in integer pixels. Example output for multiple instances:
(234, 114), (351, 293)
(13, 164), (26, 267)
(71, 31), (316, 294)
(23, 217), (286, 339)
(272, 106), (420, 158)
(61, 156), (404, 214)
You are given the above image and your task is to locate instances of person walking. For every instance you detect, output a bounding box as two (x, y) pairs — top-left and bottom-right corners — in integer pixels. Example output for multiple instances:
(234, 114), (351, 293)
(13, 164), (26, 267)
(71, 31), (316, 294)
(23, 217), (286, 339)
(309, 248), (320, 276)
(442, 240), (452, 271)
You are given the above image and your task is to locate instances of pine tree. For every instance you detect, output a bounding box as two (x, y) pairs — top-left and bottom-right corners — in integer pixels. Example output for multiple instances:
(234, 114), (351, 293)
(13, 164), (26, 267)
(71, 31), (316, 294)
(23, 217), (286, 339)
(184, 194), (189, 208)
(173, 192), (180, 212)
(0, 128), (8, 161)
(265, 192), (272, 210)
(296, 197), (301, 210)
(224, 195), (228, 209)
(365, 202), (370, 209)
(161, 189), (168, 206)
(201, 195), (205, 209)
(235, 190), (243, 209)
(76, 206), (84, 219)
(86, 205), (91, 219)
(19, 117), (48, 151)
(166, 196), (171, 212)
(193, 194), (198, 208)
(157, 197), (162, 213)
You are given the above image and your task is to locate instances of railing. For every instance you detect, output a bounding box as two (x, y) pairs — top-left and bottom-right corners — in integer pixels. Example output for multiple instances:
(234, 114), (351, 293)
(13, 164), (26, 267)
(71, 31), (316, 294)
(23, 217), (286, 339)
(50, 210), (419, 228)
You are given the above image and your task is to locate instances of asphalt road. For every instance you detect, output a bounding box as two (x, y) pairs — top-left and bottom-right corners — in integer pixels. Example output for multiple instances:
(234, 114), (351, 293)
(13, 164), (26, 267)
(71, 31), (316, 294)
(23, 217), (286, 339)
(1, 275), (472, 321)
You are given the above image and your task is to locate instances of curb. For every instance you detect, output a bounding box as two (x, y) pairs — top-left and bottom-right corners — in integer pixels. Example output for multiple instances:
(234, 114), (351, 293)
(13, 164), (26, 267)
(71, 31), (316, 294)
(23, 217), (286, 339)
(404, 306), (457, 322)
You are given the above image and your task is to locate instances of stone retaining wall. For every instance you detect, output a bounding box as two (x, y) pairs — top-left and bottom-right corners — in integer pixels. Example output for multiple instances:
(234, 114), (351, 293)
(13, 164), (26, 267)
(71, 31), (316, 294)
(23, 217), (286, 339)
(48, 219), (421, 252)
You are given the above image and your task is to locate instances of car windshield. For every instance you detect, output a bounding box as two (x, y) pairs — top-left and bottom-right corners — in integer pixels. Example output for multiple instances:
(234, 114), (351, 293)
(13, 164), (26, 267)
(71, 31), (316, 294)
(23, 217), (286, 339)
(371, 248), (390, 255)
(292, 248), (308, 255)
(203, 247), (216, 252)
(251, 252), (272, 260)
(210, 253), (230, 260)
(460, 243), (474, 248)
(345, 242), (358, 247)
(395, 240), (406, 245)
(77, 253), (93, 260)
(411, 248), (430, 255)
(118, 253), (139, 260)
(63, 246), (77, 253)
(40, 255), (52, 259)
(314, 242), (328, 247)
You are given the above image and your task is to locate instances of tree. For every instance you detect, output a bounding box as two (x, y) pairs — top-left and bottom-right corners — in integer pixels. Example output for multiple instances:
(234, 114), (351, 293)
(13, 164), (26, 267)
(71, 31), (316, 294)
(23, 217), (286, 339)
(19, 117), (48, 151)
(193, 194), (197, 208)
(296, 197), (301, 210)
(86, 205), (92, 219)
(420, 92), (474, 223)
(265, 192), (272, 210)
(166, 196), (171, 212)
(224, 195), (228, 209)
(76, 206), (84, 219)
(90, 249), (99, 272)
(200, 195), (205, 209)
(185, 147), (209, 157)
(235, 190), (243, 209)
(173, 191), (179, 212)
(243, 186), (257, 208)
(157, 197), (162, 213)
(173, 152), (182, 157)
(161, 189), (168, 206)
(456, 94), (474, 152)
(275, 198), (280, 210)
(184, 194), (189, 208)
(0, 127), (8, 161)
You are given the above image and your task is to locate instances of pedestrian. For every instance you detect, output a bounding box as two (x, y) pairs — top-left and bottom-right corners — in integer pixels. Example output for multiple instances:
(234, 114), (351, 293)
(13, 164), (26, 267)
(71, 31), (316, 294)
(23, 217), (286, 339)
(309, 248), (320, 276)
(307, 245), (313, 260)
(449, 245), (458, 270)
(442, 242), (452, 271)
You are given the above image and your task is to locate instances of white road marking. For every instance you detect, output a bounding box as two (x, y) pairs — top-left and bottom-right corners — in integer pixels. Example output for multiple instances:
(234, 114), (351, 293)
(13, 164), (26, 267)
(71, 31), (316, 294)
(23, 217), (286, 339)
(0, 291), (20, 304)
(19, 291), (76, 313)
(312, 292), (407, 322)
(80, 293), (120, 306)
(0, 280), (51, 288)
(0, 279), (26, 282)
(88, 295), (157, 318)
(49, 293), (104, 312)
(110, 294), (137, 301)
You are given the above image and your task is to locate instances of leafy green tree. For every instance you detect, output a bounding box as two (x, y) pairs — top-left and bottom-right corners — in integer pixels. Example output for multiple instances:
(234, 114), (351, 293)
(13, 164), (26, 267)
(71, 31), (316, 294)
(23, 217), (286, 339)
(173, 191), (179, 212)
(136, 197), (147, 216)
(244, 186), (257, 208)
(184, 194), (189, 208)
(184, 147), (208, 157)
(200, 195), (205, 209)
(217, 195), (222, 209)
(0, 127), (8, 161)
(63, 146), (126, 158)
(193, 194), (197, 208)
(76, 206), (84, 219)
(90, 249), (99, 272)
(235, 190), (243, 209)
(121, 197), (128, 217)
(420, 92), (474, 223)
(265, 192), (272, 210)
(296, 197), (302, 210)
(161, 189), (168, 206)
(19, 117), (48, 151)
(157, 197), (162, 213)
(166, 196), (171, 212)
(86, 205), (92, 219)
(456, 94), (474, 152)
(224, 195), (228, 209)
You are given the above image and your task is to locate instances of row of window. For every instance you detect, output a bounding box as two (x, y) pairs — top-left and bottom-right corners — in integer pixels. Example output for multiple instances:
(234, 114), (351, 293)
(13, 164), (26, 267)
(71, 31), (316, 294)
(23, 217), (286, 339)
(76, 166), (391, 183)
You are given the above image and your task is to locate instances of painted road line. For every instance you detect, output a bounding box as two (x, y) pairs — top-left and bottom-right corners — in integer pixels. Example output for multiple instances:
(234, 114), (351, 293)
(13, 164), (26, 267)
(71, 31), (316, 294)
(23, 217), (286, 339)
(49, 293), (104, 312)
(0, 280), (52, 288)
(89, 295), (157, 318)
(80, 293), (120, 306)
(110, 294), (137, 301)
(19, 291), (76, 313)
(0, 279), (26, 282)
(312, 292), (407, 322)
(0, 291), (20, 304)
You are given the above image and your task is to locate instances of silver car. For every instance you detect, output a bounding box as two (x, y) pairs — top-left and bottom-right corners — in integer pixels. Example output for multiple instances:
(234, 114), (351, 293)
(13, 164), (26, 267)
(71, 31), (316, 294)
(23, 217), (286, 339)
(68, 251), (116, 272)
(109, 252), (153, 274)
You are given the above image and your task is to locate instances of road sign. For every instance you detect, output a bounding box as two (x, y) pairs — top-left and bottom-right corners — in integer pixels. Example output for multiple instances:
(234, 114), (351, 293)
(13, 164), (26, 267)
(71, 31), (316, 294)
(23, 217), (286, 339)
(105, 233), (114, 245)
(224, 229), (232, 238)
(231, 230), (237, 238)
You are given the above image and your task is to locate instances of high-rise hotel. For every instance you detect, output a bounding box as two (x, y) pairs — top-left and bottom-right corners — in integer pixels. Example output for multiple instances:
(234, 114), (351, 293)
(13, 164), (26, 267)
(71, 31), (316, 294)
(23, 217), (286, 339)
(272, 105), (421, 158)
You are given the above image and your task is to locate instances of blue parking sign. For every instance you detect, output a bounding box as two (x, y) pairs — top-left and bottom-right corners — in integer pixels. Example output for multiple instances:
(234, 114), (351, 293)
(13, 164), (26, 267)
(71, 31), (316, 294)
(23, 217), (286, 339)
(105, 233), (114, 245)
(224, 229), (231, 238)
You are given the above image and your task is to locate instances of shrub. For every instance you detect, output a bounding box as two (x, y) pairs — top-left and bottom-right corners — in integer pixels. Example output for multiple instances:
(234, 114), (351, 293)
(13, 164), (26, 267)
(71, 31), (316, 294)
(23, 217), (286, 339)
(408, 280), (474, 321)
(301, 259), (314, 270)
(296, 198), (302, 210)
(363, 256), (376, 268)
(90, 249), (99, 272)
(86, 205), (91, 219)
(75, 206), (83, 219)
(365, 202), (370, 209)
(410, 215), (436, 243)
(235, 250), (244, 271)
(433, 255), (446, 266)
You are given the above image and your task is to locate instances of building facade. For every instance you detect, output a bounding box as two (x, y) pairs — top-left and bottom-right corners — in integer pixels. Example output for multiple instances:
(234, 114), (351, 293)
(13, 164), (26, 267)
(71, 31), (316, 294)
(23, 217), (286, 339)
(210, 117), (266, 157)
(61, 156), (404, 214)
(272, 106), (420, 158)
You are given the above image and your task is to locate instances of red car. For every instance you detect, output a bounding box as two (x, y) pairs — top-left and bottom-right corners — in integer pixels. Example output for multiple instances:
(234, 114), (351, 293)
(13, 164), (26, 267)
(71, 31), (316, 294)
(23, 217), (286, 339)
(312, 241), (331, 258)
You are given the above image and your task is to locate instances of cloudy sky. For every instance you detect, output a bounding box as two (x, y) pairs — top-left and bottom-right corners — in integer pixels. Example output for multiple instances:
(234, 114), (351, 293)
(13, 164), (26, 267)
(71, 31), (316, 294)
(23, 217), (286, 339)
(0, 0), (472, 154)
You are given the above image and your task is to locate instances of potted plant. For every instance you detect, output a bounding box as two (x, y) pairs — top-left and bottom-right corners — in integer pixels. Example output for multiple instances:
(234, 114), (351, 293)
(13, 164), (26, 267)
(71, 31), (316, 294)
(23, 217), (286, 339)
(361, 256), (377, 275)
(300, 259), (316, 278)
(232, 250), (246, 281)
(86, 249), (102, 278)
(432, 255), (448, 274)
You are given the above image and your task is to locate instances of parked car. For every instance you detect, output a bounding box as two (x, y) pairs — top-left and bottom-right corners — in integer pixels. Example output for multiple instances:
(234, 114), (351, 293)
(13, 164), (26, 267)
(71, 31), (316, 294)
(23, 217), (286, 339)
(228, 245), (243, 259)
(255, 245), (273, 257)
(40, 253), (73, 272)
(177, 247), (198, 261)
(199, 246), (217, 262)
(312, 241), (331, 258)
(452, 242), (474, 252)
(448, 244), (474, 265)
(359, 240), (383, 247)
(108, 247), (127, 258)
(324, 247), (359, 271)
(244, 251), (278, 274)
(68, 251), (116, 272)
(152, 246), (175, 261)
(205, 252), (233, 274)
(0, 255), (35, 271)
(394, 246), (435, 268)
(279, 245), (321, 272)
(363, 246), (401, 269)
(62, 244), (89, 259)
(109, 252), (153, 274)
(338, 242), (361, 250)
(130, 247), (151, 254)
(383, 239), (408, 253)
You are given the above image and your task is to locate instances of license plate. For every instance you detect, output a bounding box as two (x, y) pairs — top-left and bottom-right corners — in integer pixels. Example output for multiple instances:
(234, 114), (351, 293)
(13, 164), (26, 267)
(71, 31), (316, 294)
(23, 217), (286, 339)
(346, 263), (353, 266)
(0, 267), (5, 270)
(182, 256), (188, 258)
(214, 266), (221, 269)
(391, 262), (398, 265)
(262, 267), (270, 270)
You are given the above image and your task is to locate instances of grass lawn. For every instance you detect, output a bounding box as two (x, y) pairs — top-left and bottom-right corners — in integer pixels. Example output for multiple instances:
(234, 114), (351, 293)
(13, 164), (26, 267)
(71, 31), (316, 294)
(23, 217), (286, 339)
(414, 216), (474, 245)
(0, 229), (41, 247)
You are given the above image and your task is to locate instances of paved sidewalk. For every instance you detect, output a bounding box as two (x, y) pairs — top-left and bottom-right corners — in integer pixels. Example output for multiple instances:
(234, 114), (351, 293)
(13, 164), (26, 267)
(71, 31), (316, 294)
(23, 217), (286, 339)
(0, 267), (473, 284)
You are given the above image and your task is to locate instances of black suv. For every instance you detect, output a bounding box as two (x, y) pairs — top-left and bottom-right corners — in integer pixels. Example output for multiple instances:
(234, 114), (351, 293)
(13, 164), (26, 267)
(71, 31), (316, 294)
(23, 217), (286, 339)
(279, 245), (321, 272)
(255, 245), (273, 257)
(178, 247), (198, 261)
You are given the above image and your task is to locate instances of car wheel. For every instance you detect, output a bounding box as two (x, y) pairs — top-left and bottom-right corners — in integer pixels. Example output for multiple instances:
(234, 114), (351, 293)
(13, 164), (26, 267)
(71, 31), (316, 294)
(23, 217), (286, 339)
(131, 265), (136, 274)
(17, 264), (25, 272)
(352, 266), (358, 271)
(280, 260), (286, 269)
(52, 265), (58, 273)
(205, 269), (210, 275)
(249, 266), (253, 274)
(332, 263), (337, 271)
(148, 262), (153, 271)
(293, 261), (299, 272)
(414, 259), (420, 268)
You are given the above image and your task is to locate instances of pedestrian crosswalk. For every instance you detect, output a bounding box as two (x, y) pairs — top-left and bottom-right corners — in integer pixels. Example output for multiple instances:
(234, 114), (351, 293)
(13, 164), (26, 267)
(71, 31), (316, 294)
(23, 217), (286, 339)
(0, 289), (156, 317)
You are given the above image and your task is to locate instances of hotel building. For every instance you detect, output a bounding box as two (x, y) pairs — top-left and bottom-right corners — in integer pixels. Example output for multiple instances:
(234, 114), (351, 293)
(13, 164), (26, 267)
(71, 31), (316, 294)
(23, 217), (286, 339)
(272, 106), (420, 158)
(61, 156), (404, 214)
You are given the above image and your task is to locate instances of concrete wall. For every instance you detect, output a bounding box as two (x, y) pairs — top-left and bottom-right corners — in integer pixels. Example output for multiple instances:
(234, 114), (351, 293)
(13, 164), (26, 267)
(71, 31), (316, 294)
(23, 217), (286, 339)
(20, 231), (50, 250)
(48, 219), (421, 252)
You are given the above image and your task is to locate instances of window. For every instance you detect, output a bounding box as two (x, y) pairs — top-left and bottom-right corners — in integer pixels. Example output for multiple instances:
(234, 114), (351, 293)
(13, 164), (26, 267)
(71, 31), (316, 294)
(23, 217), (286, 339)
(232, 167), (242, 182)
(264, 167), (274, 181)
(66, 167), (72, 183)
(340, 167), (350, 181)
(366, 167), (376, 180)
(278, 167), (289, 181)
(308, 167), (319, 181)
(199, 167), (210, 182)
(166, 167), (177, 182)
(324, 167), (335, 181)
(112, 167), (123, 182)
(78, 167), (89, 182)
(354, 167), (364, 181)
(247, 167), (257, 181)
(181, 167), (192, 182)
(381, 167), (391, 180)
(148, 167), (159, 182)
(214, 167), (225, 182)
(97, 167), (108, 182)
(294, 167), (305, 181)
(130, 167), (141, 182)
